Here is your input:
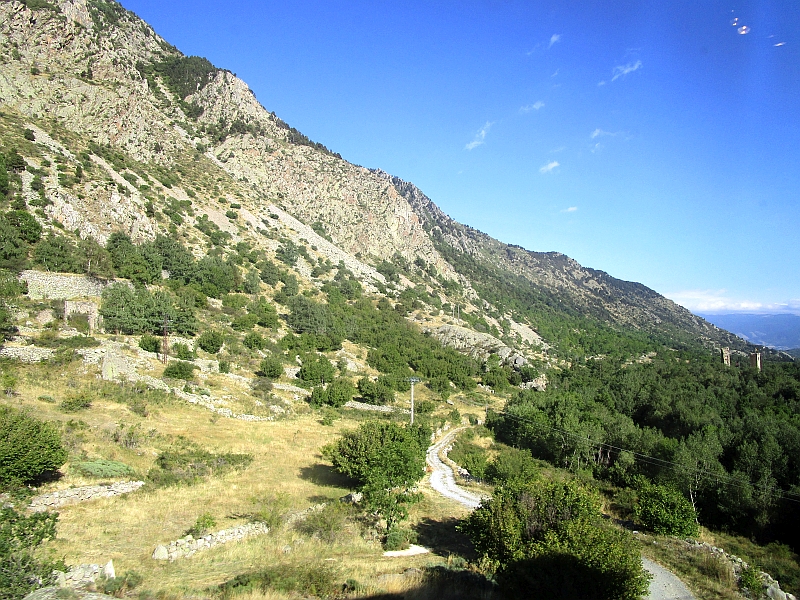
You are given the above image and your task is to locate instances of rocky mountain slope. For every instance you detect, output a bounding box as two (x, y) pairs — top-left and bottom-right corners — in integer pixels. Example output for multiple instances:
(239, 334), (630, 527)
(0, 0), (751, 359)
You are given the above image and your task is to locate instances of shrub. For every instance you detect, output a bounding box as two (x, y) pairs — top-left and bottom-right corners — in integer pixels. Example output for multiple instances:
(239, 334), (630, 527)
(218, 360), (230, 374)
(0, 407), (67, 485)
(59, 393), (92, 413)
(98, 571), (143, 597)
(73, 459), (135, 478)
(185, 513), (216, 538)
(218, 563), (339, 599)
(634, 481), (699, 537)
(242, 331), (265, 350)
(0, 506), (62, 599)
(259, 356), (284, 379)
(139, 334), (161, 353)
(383, 526), (417, 551)
(146, 440), (252, 488)
(484, 446), (540, 486)
(163, 360), (198, 380)
(197, 330), (224, 354)
(297, 503), (349, 543)
(172, 342), (194, 360)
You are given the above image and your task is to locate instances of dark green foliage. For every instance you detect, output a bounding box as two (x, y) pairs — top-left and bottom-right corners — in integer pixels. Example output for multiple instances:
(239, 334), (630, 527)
(258, 356), (283, 379)
(146, 439), (252, 488)
(459, 480), (650, 600)
(101, 284), (196, 336)
(248, 298), (278, 328)
(270, 112), (342, 157)
(4, 211), (41, 244)
(448, 434), (488, 479)
(197, 330), (224, 354)
(635, 481), (699, 537)
(383, 526), (417, 551)
(137, 55), (219, 118)
(242, 331), (265, 350)
(218, 563), (339, 599)
(275, 240), (300, 266)
(163, 360), (197, 380)
(311, 377), (355, 408)
(0, 218), (29, 271)
(59, 393), (92, 412)
(488, 357), (800, 542)
(0, 407), (66, 485)
(32, 233), (81, 273)
(484, 446), (540, 486)
(172, 343), (194, 360)
(298, 353), (335, 385)
(259, 260), (281, 285)
(73, 459), (135, 478)
(195, 214), (231, 247)
(357, 377), (394, 405)
(106, 233), (162, 284)
(0, 506), (61, 600)
(139, 334), (161, 353)
(323, 420), (428, 529)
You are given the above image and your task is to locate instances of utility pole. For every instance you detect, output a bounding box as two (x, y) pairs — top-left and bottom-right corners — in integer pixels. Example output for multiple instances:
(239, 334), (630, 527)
(408, 377), (420, 425)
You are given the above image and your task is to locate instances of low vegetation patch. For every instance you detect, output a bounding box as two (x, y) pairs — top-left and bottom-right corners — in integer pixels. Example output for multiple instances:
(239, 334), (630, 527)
(218, 563), (339, 599)
(72, 459), (136, 479)
(146, 439), (252, 488)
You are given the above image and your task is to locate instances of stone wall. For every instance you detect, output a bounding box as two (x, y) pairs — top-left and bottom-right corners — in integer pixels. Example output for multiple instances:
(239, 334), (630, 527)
(20, 270), (129, 300)
(64, 300), (100, 331)
(152, 522), (271, 560)
(29, 481), (144, 512)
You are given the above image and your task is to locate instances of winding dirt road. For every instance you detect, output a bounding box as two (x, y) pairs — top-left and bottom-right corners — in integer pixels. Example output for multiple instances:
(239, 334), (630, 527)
(425, 428), (695, 600)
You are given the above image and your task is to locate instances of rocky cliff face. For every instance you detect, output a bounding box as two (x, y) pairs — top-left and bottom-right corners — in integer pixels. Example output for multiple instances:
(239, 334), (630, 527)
(0, 0), (748, 357)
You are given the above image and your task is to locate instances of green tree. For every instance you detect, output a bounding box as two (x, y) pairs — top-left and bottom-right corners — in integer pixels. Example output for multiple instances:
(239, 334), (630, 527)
(259, 356), (284, 379)
(0, 506), (61, 600)
(0, 407), (67, 485)
(4, 211), (41, 244)
(33, 234), (81, 273)
(635, 481), (699, 537)
(197, 330), (224, 354)
(323, 421), (428, 530)
(0, 219), (28, 271)
(298, 353), (335, 385)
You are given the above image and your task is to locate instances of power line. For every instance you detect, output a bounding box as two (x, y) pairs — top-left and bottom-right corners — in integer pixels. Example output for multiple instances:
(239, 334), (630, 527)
(492, 408), (800, 505)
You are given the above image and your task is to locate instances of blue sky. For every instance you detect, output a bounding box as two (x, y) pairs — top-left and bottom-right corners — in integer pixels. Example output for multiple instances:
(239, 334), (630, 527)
(119, 0), (800, 315)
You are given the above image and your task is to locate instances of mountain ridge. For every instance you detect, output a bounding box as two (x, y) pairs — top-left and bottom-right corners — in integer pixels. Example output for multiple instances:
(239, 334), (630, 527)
(0, 0), (759, 359)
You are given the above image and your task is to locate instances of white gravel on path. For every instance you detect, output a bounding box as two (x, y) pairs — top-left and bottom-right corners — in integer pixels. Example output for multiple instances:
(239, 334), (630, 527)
(642, 558), (696, 600)
(426, 427), (483, 509)
(425, 429), (696, 600)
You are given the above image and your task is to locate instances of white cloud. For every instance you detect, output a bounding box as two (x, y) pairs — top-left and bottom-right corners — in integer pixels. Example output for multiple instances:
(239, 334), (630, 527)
(549, 34), (561, 48)
(519, 101), (545, 113)
(561, 206), (578, 213)
(591, 128), (620, 139)
(539, 161), (559, 174)
(611, 60), (642, 82)
(465, 121), (492, 150)
(597, 80), (607, 86)
(665, 290), (800, 314)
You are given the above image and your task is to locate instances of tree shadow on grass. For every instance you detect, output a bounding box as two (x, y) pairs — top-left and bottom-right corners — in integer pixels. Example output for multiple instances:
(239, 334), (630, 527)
(413, 517), (477, 559)
(298, 463), (357, 489)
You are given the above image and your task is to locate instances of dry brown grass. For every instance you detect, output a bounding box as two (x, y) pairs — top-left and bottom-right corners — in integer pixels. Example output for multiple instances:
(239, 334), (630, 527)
(4, 359), (490, 599)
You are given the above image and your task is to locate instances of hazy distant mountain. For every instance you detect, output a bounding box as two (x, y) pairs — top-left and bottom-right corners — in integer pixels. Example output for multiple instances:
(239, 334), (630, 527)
(698, 313), (800, 350)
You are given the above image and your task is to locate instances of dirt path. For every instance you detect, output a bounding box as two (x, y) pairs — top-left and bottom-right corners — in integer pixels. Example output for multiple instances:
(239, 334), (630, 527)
(425, 429), (696, 600)
(426, 427), (483, 509)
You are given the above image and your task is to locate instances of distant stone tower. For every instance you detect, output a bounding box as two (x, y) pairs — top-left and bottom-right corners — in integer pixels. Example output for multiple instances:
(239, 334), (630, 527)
(749, 351), (762, 372)
(721, 347), (731, 367)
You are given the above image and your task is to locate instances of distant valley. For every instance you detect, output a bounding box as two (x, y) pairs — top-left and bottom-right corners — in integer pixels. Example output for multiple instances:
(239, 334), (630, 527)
(699, 313), (800, 350)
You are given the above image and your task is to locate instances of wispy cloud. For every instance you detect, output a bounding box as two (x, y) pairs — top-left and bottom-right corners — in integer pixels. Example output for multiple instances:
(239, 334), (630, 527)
(665, 290), (800, 314)
(591, 128), (620, 139)
(561, 206), (577, 213)
(539, 161), (560, 174)
(519, 101), (545, 113)
(465, 121), (492, 150)
(549, 34), (561, 48)
(611, 60), (642, 82)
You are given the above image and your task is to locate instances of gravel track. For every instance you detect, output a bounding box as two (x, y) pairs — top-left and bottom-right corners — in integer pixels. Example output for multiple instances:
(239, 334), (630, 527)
(425, 429), (696, 600)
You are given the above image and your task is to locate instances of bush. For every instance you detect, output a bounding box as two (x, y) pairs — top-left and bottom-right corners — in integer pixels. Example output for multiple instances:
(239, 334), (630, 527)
(59, 393), (92, 413)
(185, 513), (216, 538)
(172, 342), (194, 360)
(139, 334), (161, 353)
(218, 563), (339, 599)
(484, 446), (540, 486)
(259, 356), (283, 379)
(635, 481), (699, 537)
(197, 330), (224, 354)
(146, 440), (253, 488)
(0, 407), (67, 485)
(73, 459), (135, 478)
(163, 360), (198, 380)
(242, 331), (265, 350)
(383, 526), (417, 551)
(0, 506), (62, 599)
(297, 503), (349, 543)
(97, 571), (143, 598)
